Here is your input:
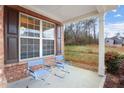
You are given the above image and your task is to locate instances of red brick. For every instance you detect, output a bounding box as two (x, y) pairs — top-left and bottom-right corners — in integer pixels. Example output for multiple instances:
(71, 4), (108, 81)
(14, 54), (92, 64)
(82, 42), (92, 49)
(0, 5), (7, 88)
(4, 63), (28, 82)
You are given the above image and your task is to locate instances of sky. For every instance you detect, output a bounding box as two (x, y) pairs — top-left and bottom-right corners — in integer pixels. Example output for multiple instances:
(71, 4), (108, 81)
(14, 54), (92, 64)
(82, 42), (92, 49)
(105, 5), (124, 38)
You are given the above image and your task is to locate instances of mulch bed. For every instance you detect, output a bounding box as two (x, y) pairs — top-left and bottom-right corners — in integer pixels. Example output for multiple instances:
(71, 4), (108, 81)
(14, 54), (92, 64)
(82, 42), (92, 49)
(104, 73), (120, 88)
(104, 64), (124, 88)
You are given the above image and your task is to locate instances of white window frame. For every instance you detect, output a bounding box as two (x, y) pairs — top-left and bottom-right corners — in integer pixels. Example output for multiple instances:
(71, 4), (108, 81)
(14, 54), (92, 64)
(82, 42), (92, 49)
(19, 13), (56, 61)
(42, 20), (56, 57)
(19, 13), (41, 61)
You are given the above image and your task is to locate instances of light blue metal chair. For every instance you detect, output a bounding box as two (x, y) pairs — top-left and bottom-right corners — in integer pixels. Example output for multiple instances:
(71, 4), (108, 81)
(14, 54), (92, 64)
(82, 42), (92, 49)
(55, 55), (70, 78)
(27, 59), (50, 87)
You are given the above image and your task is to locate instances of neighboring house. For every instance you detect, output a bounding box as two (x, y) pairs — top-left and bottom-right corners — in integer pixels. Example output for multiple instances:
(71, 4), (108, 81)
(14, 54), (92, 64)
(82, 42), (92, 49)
(105, 38), (114, 46)
(105, 36), (124, 47)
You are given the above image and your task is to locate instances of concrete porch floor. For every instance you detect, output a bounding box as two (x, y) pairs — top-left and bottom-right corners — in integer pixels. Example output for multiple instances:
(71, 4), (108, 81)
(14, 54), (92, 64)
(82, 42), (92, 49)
(7, 65), (105, 88)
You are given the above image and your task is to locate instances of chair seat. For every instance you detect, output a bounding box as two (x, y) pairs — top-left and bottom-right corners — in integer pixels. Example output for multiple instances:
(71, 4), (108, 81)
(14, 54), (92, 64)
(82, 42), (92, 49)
(31, 69), (49, 77)
(56, 62), (64, 68)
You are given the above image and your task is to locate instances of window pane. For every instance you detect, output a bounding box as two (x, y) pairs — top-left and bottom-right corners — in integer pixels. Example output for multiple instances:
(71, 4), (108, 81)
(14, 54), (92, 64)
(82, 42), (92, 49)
(20, 14), (40, 60)
(28, 39), (33, 44)
(28, 51), (33, 58)
(43, 40), (47, 45)
(20, 23), (28, 36)
(43, 28), (54, 38)
(28, 24), (34, 29)
(28, 31), (34, 37)
(28, 45), (33, 52)
(35, 26), (40, 30)
(34, 44), (39, 51)
(20, 38), (40, 59)
(21, 45), (27, 52)
(34, 39), (39, 44)
(20, 14), (40, 38)
(34, 33), (40, 37)
(35, 19), (40, 25)
(43, 40), (54, 56)
(43, 46), (47, 50)
(51, 50), (54, 54)
(27, 25), (40, 37)
(43, 50), (47, 56)
(21, 23), (27, 28)
(42, 21), (55, 38)
(20, 14), (27, 23)
(21, 52), (27, 59)
(28, 17), (34, 24)
(21, 38), (28, 44)
(34, 52), (39, 57)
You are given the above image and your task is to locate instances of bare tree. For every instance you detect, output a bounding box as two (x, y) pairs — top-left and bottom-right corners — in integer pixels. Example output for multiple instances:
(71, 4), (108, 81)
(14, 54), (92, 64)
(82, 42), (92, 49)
(64, 17), (98, 45)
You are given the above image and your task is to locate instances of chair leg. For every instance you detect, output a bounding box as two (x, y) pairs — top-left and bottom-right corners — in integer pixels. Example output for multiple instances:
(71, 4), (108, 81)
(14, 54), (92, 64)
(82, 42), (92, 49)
(38, 74), (51, 86)
(44, 74), (51, 85)
(57, 66), (70, 74)
(61, 69), (70, 74)
(54, 73), (65, 78)
(54, 68), (66, 78)
(26, 77), (33, 88)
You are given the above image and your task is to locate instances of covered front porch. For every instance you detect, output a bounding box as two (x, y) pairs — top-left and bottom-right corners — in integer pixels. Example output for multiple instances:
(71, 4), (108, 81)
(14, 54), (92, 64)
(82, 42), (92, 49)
(0, 5), (117, 88)
(21, 5), (117, 76)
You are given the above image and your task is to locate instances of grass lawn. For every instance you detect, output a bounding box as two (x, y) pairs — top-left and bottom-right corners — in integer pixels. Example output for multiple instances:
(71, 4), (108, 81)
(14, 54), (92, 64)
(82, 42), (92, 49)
(64, 45), (124, 71)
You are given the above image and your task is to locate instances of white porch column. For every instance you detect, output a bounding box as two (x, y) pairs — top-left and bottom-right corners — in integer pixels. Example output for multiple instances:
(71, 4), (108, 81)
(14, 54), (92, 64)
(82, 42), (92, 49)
(98, 13), (105, 76)
(61, 26), (64, 55)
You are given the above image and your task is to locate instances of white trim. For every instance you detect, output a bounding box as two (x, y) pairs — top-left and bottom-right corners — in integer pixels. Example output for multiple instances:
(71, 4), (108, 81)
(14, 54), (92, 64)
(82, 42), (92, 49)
(42, 20), (55, 39)
(42, 20), (56, 56)
(19, 13), (41, 61)
(42, 19), (56, 26)
(42, 39), (55, 56)
(19, 12), (56, 61)
(20, 12), (41, 21)
(42, 54), (55, 58)
(40, 19), (43, 58)
(19, 36), (40, 39)
(99, 75), (106, 88)
(98, 13), (105, 76)
(42, 38), (55, 40)
(20, 57), (41, 62)
(54, 24), (57, 55)
(19, 13), (21, 61)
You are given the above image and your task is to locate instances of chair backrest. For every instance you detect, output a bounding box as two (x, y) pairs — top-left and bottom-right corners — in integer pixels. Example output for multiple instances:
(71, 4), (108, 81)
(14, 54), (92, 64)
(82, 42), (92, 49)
(55, 55), (64, 61)
(28, 59), (44, 67)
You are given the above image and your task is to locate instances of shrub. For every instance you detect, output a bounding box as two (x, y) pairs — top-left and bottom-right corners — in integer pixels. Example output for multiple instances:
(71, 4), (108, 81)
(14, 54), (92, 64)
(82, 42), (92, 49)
(105, 51), (120, 74)
(118, 54), (124, 61)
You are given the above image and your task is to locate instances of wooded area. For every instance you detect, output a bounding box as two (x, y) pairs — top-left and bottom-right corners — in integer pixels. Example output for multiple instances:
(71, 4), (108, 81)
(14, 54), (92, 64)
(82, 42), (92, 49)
(64, 18), (99, 45)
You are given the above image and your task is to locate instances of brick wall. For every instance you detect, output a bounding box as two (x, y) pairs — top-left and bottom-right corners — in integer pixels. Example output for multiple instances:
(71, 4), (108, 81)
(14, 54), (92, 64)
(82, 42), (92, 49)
(0, 5), (7, 87)
(4, 62), (27, 82)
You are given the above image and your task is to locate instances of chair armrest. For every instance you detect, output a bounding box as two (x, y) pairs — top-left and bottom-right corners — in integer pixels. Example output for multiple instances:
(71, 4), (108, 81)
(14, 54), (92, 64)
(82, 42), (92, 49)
(28, 67), (34, 73)
(44, 65), (51, 68)
(56, 62), (63, 64)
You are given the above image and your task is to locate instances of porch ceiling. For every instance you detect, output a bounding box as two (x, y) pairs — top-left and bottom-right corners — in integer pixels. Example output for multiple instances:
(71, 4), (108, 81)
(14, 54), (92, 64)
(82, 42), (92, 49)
(21, 5), (117, 23)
